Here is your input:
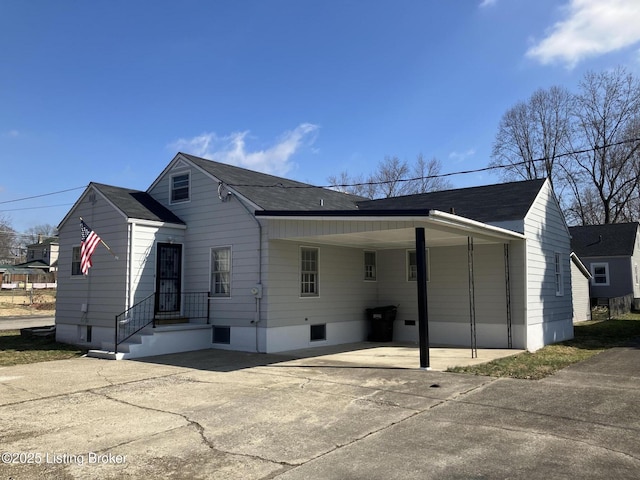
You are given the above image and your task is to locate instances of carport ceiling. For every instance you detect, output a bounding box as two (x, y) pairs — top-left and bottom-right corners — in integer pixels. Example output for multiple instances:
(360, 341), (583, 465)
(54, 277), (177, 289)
(259, 210), (525, 250)
(271, 226), (482, 249)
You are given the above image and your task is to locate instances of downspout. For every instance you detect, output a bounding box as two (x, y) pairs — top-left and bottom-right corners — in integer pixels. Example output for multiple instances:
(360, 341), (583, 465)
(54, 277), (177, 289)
(128, 222), (134, 310)
(229, 189), (263, 353)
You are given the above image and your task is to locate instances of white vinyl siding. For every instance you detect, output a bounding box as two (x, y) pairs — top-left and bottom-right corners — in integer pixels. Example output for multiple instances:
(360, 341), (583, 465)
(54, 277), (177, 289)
(148, 160), (262, 334)
(632, 226), (640, 302)
(570, 258), (591, 323)
(56, 188), (130, 330)
(523, 180), (573, 350)
(266, 241), (378, 330)
(129, 224), (185, 307)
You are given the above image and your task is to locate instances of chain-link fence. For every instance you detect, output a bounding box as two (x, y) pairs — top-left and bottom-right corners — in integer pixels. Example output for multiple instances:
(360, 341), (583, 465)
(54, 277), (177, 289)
(0, 286), (56, 309)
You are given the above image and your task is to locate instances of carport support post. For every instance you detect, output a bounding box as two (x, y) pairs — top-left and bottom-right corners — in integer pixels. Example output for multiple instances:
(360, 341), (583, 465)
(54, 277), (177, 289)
(415, 227), (430, 369)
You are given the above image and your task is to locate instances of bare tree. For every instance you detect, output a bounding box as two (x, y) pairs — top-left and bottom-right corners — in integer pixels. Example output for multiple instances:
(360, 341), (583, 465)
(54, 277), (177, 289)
(23, 224), (58, 245)
(568, 67), (640, 224)
(328, 154), (453, 200)
(327, 171), (377, 199)
(0, 215), (17, 264)
(408, 154), (452, 193)
(372, 156), (412, 198)
(490, 85), (573, 190)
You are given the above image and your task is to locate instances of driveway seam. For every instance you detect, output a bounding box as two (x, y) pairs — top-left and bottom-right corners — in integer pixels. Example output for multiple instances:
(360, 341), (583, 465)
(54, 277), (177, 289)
(88, 389), (300, 471)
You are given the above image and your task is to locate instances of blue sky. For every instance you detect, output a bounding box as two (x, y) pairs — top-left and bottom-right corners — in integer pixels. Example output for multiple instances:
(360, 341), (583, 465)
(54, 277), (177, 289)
(2, 0), (640, 234)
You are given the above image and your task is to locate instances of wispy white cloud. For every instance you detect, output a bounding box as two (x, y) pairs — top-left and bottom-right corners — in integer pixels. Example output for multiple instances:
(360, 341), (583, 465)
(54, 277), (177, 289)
(527, 0), (640, 68)
(2, 129), (20, 138)
(479, 0), (498, 8)
(448, 148), (476, 163)
(169, 123), (319, 176)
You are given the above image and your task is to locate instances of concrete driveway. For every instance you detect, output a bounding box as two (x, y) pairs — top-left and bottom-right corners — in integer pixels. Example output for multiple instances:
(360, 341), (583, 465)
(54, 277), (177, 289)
(1, 344), (639, 479)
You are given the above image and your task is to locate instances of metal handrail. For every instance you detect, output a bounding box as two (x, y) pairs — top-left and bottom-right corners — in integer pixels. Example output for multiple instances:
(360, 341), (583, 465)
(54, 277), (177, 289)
(115, 293), (155, 354)
(114, 291), (210, 354)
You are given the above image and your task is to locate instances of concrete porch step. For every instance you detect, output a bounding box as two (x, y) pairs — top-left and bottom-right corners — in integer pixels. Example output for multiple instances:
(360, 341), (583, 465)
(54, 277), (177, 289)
(87, 349), (126, 360)
(154, 317), (189, 325)
(91, 323), (212, 360)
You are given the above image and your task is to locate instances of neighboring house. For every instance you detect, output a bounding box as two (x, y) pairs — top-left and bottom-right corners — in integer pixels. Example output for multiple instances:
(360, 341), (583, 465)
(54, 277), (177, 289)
(570, 252), (592, 323)
(22, 236), (59, 272)
(569, 222), (640, 311)
(55, 153), (574, 359)
(12, 236), (59, 285)
(24, 235), (59, 271)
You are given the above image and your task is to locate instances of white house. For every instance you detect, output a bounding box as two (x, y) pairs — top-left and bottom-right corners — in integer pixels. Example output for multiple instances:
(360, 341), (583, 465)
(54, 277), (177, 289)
(55, 153), (574, 359)
(570, 252), (592, 323)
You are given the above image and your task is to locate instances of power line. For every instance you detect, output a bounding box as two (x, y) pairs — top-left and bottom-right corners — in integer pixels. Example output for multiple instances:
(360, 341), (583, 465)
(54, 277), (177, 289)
(0, 229), (54, 239)
(224, 137), (640, 190)
(0, 202), (75, 213)
(0, 186), (87, 205)
(1, 136), (639, 212)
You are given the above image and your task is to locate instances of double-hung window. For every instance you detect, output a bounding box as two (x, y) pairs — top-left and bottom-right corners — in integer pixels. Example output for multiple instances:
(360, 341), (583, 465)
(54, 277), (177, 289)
(211, 247), (231, 296)
(591, 262), (610, 286)
(364, 251), (377, 281)
(554, 253), (564, 296)
(171, 172), (190, 203)
(407, 249), (430, 282)
(300, 247), (319, 296)
(71, 246), (82, 276)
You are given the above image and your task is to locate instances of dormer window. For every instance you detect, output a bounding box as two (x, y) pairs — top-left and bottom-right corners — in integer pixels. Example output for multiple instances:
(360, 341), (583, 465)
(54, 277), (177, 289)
(171, 172), (190, 203)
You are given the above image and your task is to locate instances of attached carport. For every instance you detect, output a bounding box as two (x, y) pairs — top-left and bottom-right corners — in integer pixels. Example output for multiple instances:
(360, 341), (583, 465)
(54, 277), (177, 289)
(256, 208), (526, 368)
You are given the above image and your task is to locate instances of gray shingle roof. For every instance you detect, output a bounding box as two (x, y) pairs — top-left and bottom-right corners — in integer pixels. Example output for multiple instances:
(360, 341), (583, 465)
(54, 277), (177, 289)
(569, 222), (639, 257)
(92, 183), (185, 225)
(357, 178), (547, 223)
(182, 153), (367, 211)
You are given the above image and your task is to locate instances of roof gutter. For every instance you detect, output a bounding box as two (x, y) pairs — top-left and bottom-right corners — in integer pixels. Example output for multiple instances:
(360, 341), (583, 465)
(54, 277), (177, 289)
(255, 208), (432, 222)
(427, 210), (526, 241)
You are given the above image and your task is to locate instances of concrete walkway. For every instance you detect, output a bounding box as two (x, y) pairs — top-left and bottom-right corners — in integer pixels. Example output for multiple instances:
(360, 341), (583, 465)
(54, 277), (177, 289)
(0, 315), (55, 330)
(281, 342), (524, 371)
(0, 345), (638, 479)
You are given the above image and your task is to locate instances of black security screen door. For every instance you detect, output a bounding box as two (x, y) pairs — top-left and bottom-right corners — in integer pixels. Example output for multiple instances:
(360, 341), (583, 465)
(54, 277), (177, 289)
(155, 243), (182, 314)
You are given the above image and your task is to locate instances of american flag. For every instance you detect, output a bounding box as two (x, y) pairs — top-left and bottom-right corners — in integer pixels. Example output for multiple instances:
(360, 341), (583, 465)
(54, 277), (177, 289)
(80, 220), (101, 275)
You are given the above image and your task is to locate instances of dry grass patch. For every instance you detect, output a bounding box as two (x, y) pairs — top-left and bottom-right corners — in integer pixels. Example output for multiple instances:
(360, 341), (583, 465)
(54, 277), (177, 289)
(0, 289), (56, 316)
(0, 330), (84, 366)
(447, 313), (640, 380)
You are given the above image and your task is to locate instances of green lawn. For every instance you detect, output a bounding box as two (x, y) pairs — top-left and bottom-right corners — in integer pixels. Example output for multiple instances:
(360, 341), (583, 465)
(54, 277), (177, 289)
(447, 312), (640, 379)
(0, 330), (85, 366)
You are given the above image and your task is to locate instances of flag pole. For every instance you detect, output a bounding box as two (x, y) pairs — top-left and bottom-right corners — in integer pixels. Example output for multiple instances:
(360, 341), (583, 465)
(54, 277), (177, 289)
(80, 217), (120, 260)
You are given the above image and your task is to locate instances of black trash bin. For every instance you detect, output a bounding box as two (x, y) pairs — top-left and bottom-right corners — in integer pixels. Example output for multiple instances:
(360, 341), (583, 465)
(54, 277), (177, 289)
(366, 305), (398, 342)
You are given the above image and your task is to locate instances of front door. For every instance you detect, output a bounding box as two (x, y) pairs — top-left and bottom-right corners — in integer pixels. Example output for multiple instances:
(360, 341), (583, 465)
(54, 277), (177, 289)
(155, 243), (182, 314)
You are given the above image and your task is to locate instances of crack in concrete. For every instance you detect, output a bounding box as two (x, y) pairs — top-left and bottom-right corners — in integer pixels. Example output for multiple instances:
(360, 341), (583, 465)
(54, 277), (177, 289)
(259, 377), (519, 478)
(243, 366), (493, 405)
(88, 389), (299, 471)
(438, 394), (640, 461)
(0, 372), (184, 408)
(94, 365), (117, 386)
(424, 414), (640, 463)
(0, 379), (44, 400)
